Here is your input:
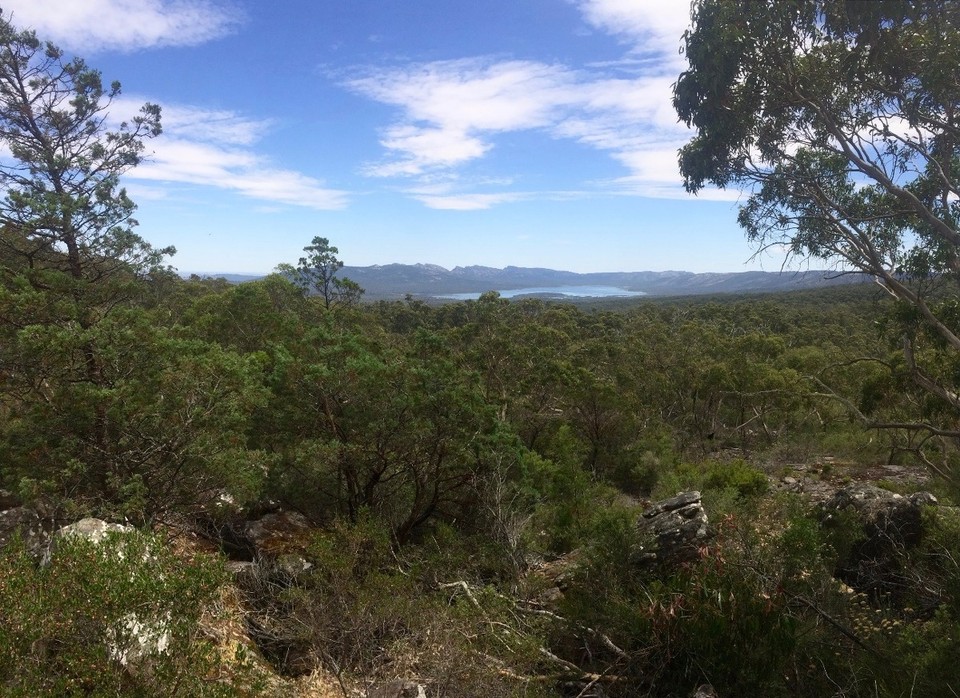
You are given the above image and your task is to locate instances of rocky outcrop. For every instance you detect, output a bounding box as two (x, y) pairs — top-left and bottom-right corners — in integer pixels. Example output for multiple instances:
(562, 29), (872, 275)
(820, 484), (938, 598)
(43, 517), (134, 564)
(52, 516), (134, 543)
(0, 489), (19, 509)
(633, 491), (709, 568)
(821, 485), (936, 548)
(0, 490), (49, 555)
(244, 510), (314, 574)
(236, 511), (318, 676)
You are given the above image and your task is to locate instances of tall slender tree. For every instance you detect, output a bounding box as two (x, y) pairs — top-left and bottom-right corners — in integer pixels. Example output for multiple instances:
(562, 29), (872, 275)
(281, 236), (363, 309)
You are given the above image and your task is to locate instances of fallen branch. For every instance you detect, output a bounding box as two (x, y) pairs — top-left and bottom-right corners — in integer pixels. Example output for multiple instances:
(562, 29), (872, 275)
(439, 580), (481, 609)
(517, 602), (628, 659)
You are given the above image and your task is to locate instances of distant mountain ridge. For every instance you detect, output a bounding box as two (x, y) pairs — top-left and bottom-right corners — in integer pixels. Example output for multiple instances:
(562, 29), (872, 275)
(337, 264), (865, 299)
(184, 264), (866, 299)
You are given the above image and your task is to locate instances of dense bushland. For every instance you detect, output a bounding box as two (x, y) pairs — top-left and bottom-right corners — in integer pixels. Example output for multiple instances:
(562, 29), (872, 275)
(2, 5), (960, 691)
(5, 258), (960, 695)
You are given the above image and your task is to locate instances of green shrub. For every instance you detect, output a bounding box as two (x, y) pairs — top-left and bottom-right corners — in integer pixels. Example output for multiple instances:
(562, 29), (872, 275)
(517, 450), (610, 555)
(241, 516), (547, 697)
(562, 514), (800, 697)
(0, 530), (254, 697)
(702, 459), (769, 498)
(651, 458), (768, 504)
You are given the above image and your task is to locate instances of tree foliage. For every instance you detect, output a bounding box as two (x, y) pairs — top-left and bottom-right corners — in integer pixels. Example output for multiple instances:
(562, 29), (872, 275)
(280, 236), (363, 309)
(675, 0), (960, 440)
(0, 9), (169, 290)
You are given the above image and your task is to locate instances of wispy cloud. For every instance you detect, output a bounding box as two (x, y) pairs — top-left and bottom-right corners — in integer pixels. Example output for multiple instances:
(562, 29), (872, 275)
(572, 0), (691, 70)
(337, 1), (706, 209)
(344, 57), (696, 204)
(366, 124), (490, 177)
(414, 192), (527, 211)
(111, 99), (349, 210)
(3, 0), (243, 52)
(157, 105), (271, 146)
(401, 177), (588, 210)
(347, 59), (576, 177)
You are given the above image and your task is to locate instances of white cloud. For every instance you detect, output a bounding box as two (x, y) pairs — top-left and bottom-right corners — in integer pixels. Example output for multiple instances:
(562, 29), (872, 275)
(365, 125), (490, 176)
(3, 0), (242, 52)
(395, 176), (513, 210)
(572, 0), (691, 70)
(110, 99), (349, 210)
(350, 59), (572, 132)
(414, 192), (526, 210)
(157, 104), (271, 146)
(345, 57), (696, 206)
(347, 59), (580, 176)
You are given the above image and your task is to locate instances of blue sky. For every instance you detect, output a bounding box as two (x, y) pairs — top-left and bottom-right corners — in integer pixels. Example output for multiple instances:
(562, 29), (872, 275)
(7, 0), (773, 275)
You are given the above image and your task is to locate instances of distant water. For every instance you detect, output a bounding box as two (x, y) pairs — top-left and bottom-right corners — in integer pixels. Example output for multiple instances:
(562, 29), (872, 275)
(437, 285), (647, 300)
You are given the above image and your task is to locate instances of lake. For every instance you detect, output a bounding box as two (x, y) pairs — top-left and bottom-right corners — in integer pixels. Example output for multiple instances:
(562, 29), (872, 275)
(437, 285), (648, 300)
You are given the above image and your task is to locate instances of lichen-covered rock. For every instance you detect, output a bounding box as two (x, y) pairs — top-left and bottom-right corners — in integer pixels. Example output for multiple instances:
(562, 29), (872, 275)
(241, 511), (314, 585)
(0, 506), (45, 553)
(0, 489), (20, 509)
(109, 612), (173, 667)
(633, 491), (708, 568)
(46, 519), (171, 672)
(245, 511), (313, 558)
(821, 484), (936, 549)
(43, 517), (134, 564)
(54, 517), (134, 542)
(238, 511), (318, 676)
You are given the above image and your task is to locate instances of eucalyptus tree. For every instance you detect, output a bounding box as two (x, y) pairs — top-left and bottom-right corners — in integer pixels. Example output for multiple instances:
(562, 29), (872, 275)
(675, 0), (960, 457)
(282, 236), (363, 309)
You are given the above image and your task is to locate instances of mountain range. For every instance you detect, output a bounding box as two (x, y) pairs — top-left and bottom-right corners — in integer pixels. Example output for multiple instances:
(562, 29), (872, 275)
(339, 264), (863, 299)
(193, 264), (867, 300)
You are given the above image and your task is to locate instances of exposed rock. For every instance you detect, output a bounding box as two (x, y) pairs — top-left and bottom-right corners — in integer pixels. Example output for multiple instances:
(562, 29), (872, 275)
(109, 612), (172, 667)
(245, 510), (313, 558)
(367, 680), (427, 698)
(780, 475), (802, 493)
(633, 491), (708, 567)
(46, 519), (173, 673)
(909, 491), (938, 507)
(242, 510), (315, 585)
(529, 549), (583, 604)
(226, 560), (258, 578)
(55, 517), (134, 541)
(820, 484), (938, 598)
(692, 684), (718, 698)
(44, 517), (134, 563)
(239, 511), (318, 676)
(0, 506), (45, 553)
(821, 484), (936, 547)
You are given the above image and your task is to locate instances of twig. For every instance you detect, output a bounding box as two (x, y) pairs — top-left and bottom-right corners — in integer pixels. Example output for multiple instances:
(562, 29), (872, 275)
(439, 580), (481, 609)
